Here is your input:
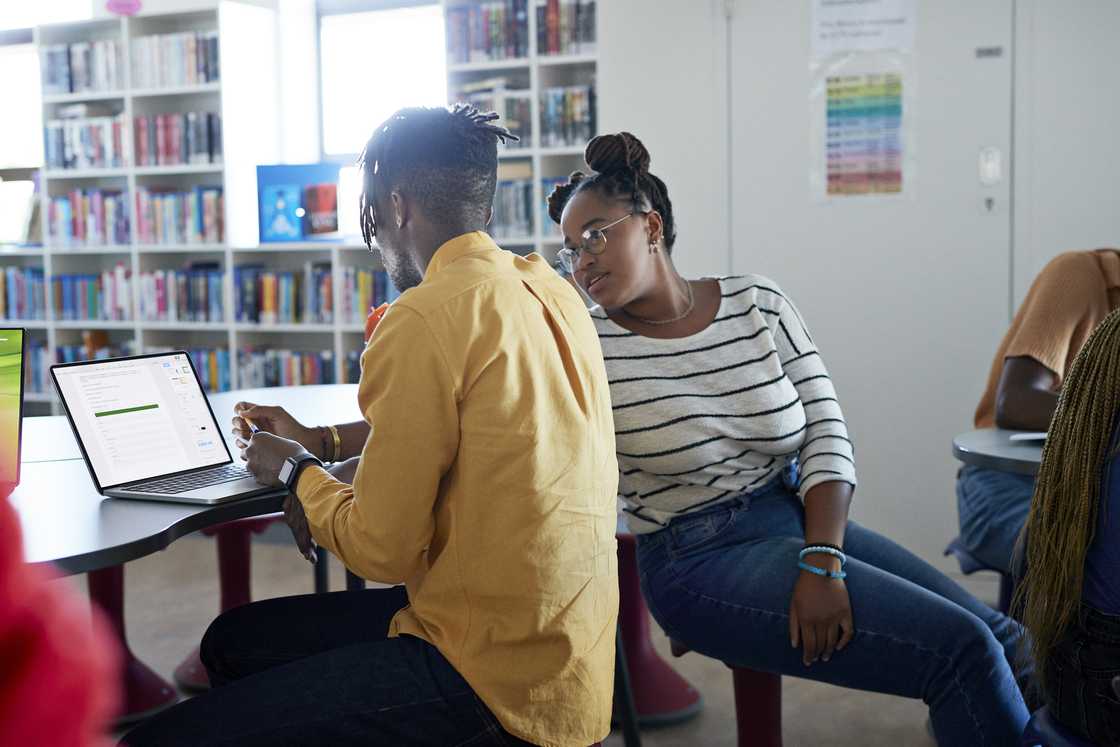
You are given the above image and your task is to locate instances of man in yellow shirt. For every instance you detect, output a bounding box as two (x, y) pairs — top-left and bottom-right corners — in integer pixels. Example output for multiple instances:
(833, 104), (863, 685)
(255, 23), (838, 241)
(123, 106), (619, 747)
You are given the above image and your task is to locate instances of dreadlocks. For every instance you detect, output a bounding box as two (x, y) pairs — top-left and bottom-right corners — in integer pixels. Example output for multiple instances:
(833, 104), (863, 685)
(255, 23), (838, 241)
(546, 131), (678, 252)
(1015, 307), (1120, 693)
(358, 104), (517, 249)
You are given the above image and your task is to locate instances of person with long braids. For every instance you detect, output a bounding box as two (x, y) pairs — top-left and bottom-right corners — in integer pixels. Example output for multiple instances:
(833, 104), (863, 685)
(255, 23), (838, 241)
(549, 131), (1031, 745)
(122, 106), (620, 747)
(1017, 308), (1120, 745)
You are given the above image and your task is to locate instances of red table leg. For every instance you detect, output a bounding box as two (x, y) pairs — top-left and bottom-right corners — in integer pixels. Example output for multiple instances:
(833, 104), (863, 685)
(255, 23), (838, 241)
(616, 533), (703, 726)
(87, 565), (178, 724)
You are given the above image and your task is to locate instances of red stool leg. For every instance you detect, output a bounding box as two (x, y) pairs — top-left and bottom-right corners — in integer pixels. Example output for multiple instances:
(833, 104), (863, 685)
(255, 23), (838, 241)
(173, 522), (255, 692)
(88, 565), (178, 724)
(617, 533), (703, 726)
(731, 667), (782, 747)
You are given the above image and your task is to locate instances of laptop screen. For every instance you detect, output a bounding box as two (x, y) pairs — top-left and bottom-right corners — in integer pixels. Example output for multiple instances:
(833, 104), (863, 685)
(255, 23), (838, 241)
(52, 352), (231, 490)
(0, 329), (24, 487)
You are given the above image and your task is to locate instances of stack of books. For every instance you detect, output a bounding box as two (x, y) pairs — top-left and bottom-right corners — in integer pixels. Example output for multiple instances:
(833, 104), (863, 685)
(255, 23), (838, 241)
(131, 31), (221, 90)
(233, 263), (333, 325)
(339, 267), (395, 325)
(0, 267), (46, 321)
(56, 340), (135, 364)
(44, 107), (129, 170)
(237, 348), (336, 388)
(48, 189), (130, 247)
(138, 263), (224, 323)
(446, 1), (530, 64)
(134, 186), (223, 245)
(51, 264), (132, 322)
(134, 112), (223, 166)
(145, 346), (231, 392)
(41, 41), (123, 94)
(492, 179), (534, 238)
(24, 338), (51, 395)
(535, 0), (596, 56)
(540, 85), (595, 147)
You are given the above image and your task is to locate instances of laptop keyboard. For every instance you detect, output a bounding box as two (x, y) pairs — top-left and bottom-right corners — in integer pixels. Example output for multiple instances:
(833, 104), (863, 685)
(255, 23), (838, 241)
(130, 464), (253, 495)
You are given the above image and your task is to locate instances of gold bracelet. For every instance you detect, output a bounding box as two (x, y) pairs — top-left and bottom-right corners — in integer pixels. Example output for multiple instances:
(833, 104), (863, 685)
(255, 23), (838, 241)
(328, 424), (342, 463)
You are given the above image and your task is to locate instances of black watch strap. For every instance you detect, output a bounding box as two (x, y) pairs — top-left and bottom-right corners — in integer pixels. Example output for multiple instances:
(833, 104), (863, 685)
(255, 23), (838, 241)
(287, 454), (323, 491)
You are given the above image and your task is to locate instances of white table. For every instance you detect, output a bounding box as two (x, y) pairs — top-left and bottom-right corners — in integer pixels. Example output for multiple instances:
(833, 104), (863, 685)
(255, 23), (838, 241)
(951, 428), (1044, 476)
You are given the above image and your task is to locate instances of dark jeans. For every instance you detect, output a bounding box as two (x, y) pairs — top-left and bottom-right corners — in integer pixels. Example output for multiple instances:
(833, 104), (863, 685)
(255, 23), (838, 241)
(121, 587), (535, 747)
(1048, 604), (1120, 745)
(956, 464), (1035, 575)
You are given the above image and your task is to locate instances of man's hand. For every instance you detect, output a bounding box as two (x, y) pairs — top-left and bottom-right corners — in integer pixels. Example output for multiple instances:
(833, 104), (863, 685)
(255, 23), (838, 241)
(232, 403), (320, 458)
(282, 492), (317, 564)
(242, 431), (308, 488)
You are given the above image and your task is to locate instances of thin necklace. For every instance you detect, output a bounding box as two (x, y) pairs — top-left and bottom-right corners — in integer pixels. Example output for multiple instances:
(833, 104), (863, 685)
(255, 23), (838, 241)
(624, 279), (695, 325)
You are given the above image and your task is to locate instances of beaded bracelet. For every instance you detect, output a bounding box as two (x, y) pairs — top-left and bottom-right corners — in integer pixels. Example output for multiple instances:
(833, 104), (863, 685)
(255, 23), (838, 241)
(798, 561), (847, 580)
(799, 545), (847, 567)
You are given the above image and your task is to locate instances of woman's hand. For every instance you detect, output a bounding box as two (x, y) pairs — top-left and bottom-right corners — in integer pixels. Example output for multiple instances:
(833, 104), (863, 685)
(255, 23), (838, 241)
(789, 568), (855, 666)
(231, 402), (319, 458)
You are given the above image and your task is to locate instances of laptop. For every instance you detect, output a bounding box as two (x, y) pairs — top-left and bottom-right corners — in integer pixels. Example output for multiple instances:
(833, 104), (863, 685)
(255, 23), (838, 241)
(0, 328), (25, 500)
(51, 351), (275, 505)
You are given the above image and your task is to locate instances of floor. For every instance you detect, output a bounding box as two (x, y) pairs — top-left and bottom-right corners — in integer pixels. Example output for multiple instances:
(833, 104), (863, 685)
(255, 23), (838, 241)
(53, 530), (1000, 745)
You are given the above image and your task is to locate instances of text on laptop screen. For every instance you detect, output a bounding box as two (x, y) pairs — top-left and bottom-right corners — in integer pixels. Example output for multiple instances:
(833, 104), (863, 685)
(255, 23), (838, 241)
(0, 330), (23, 485)
(53, 353), (230, 488)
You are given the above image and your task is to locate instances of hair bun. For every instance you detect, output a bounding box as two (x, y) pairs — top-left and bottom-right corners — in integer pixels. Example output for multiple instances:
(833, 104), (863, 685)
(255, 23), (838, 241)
(585, 132), (650, 176)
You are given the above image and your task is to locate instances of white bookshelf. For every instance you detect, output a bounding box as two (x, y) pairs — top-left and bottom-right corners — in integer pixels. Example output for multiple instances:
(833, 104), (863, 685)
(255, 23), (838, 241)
(442, 0), (598, 260)
(17, 3), (376, 413)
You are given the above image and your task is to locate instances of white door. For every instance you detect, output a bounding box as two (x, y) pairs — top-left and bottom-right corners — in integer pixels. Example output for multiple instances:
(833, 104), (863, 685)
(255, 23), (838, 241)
(730, 0), (1014, 570)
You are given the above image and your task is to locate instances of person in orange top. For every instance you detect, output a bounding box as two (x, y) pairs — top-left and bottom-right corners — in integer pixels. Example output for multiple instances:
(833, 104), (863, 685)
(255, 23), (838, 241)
(957, 249), (1120, 573)
(0, 492), (119, 746)
(122, 106), (619, 747)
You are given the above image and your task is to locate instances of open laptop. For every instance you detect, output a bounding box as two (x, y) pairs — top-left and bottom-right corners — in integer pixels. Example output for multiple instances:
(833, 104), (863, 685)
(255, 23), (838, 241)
(52, 351), (274, 504)
(0, 328), (25, 500)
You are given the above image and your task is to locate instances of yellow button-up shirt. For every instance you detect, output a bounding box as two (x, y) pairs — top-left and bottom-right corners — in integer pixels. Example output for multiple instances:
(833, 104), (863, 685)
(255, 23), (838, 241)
(296, 231), (619, 747)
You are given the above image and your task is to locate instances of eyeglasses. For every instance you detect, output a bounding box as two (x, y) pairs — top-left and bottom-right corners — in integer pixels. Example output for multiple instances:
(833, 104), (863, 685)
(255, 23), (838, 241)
(557, 212), (638, 274)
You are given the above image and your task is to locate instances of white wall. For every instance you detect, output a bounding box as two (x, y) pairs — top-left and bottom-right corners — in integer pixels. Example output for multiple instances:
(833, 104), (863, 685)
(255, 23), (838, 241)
(1012, 0), (1120, 306)
(597, 0), (731, 279)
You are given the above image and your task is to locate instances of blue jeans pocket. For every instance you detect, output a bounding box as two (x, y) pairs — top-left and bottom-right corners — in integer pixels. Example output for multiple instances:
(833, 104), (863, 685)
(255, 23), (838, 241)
(668, 506), (737, 558)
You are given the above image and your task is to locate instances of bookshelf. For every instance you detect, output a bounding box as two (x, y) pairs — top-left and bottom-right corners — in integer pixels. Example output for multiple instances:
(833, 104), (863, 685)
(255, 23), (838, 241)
(9, 3), (384, 413)
(442, 0), (598, 261)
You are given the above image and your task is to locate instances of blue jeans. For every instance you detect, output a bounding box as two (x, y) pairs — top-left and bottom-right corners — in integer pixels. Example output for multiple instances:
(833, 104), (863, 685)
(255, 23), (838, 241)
(1048, 604), (1120, 744)
(121, 587), (534, 747)
(956, 465), (1035, 574)
(636, 479), (1030, 747)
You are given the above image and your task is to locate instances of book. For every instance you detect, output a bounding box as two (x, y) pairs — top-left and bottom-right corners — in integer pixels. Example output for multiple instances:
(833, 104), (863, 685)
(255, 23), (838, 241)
(339, 267), (395, 324)
(51, 264), (132, 321)
(302, 183), (338, 235)
(260, 184), (303, 242)
(233, 262), (333, 325)
(539, 84), (595, 147)
(40, 40), (123, 94)
(131, 31), (221, 90)
(0, 267), (46, 321)
(237, 348), (336, 388)
(534, 0), (595, 56)
(446, 1), (530, 64)
(138, 263), (225, 323)
(44, 107), (128, 171)
(48, 189), (130, 247)
(133, 112), (222, 167)
(134, 186), (223, 245)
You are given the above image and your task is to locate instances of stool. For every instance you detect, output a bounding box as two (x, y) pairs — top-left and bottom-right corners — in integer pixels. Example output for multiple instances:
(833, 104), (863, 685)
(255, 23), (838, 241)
(616, 534), (703, 726)
(1021, 706), (1097, 747)
(172, 514), (328, 692)
(669, 640), (782, 747)
(944, 537), (1014, 613)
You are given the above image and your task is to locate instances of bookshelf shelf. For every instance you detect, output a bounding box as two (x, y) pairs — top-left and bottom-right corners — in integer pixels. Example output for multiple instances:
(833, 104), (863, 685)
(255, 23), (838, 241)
(49, 245), (132, 255)
(133, 164), (225, 176)
(42, 168), (128, 180)
(137, 244), (228, 253)
(129, 82), (222, 98)
(42, 91), (126, 104)
(234, 323), (336, 334)
(233, 243), (351, 253)
(53, 320), (136, 330)
(1, 320), (50, 330)
(141, 321), (229, 331)
(447, 58), (531, 73)
(539, 145), (587, 157)
(0, 247), (44, 258)
(536, 52), (597, 67)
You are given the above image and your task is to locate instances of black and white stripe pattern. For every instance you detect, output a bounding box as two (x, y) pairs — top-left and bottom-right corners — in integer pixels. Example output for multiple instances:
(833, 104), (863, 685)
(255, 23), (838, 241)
(594, 275), (857, 533)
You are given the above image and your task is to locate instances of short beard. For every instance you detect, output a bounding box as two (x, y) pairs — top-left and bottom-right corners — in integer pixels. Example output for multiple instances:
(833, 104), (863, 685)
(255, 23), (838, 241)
(381, 248), (424, 293)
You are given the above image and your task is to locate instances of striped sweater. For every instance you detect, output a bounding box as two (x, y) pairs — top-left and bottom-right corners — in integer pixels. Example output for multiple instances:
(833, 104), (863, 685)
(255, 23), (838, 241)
(592, 275), (857, 534)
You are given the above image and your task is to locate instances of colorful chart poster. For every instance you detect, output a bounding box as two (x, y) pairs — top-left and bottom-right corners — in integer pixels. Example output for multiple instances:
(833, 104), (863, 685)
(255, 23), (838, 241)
(825, 72), (903, 196)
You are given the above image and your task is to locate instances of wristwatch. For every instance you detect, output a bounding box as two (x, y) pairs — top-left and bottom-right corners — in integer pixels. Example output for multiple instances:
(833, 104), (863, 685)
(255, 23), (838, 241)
(279, 453), (323, 492)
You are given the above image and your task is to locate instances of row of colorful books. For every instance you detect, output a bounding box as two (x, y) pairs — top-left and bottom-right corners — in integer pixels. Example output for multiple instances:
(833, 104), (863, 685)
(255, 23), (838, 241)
(540, 85), (595, 148)
(0, 267), (46, 321)
(541, 177), (567, 237)
(41, 41), (123, 95)
(238, 349), (336, 389)
(232, 264), (334, 325)
(131, 31), (221, 90)
(44, 110), (129, 171)
(135, 186), (224, 246)
(134, 112), (223, 167)
(52, 266), (133, 322)
(137, 265), (224, 323)
(446, 1), (530, 64)
(48, 189), (130, 247)
(536, 0), (597, 56)
(338, 267), (399, 325)
(492, 179), (534, 238)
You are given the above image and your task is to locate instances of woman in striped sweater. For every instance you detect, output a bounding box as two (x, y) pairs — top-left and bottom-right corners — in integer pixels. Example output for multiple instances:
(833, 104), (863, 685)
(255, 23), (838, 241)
(549, 132), (1030, 746)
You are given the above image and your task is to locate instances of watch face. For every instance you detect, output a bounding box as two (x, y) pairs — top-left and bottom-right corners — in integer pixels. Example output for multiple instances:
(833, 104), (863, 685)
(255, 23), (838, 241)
(279, 459), (295, 484)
